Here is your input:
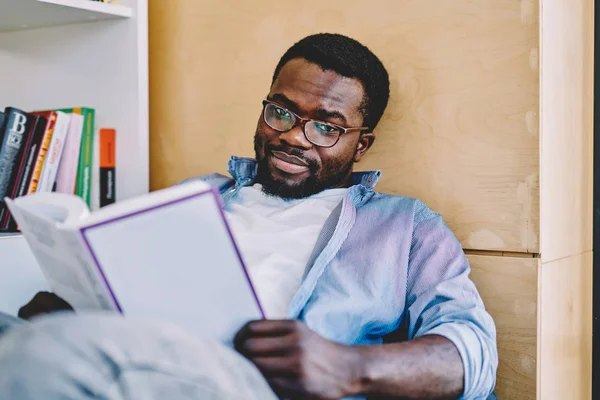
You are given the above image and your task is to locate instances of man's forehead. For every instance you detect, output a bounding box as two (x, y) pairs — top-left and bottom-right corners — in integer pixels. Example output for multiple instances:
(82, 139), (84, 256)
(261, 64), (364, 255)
(270, 59), (364, 114)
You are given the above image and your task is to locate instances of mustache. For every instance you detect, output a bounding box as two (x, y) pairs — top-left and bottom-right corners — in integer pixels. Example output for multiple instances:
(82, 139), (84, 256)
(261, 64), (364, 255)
(266, 144), (319, 172)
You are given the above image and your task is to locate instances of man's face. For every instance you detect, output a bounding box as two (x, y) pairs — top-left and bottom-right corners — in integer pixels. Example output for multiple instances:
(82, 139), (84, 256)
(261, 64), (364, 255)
(254, 58), (374, 199)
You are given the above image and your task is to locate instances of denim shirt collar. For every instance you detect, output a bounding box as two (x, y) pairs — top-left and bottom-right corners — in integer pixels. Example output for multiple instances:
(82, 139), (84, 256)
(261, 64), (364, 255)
(226, 155), (382, 191)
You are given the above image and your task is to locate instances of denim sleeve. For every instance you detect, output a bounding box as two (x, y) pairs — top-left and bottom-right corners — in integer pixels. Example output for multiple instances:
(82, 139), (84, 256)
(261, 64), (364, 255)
(178, 173), (235, 192)
(405, 200), (498, 399)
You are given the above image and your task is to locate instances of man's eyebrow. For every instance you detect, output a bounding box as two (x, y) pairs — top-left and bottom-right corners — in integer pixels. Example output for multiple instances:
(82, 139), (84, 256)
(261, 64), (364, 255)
(268, 93), (300, 113)
(268, 93), (349, 125)
(313, 108), (348, 125)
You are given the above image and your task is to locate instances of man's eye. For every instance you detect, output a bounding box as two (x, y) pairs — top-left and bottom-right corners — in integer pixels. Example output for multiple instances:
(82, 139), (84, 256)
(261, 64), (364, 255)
(275, 107), (293, 120)
(314, 122), (337, 134)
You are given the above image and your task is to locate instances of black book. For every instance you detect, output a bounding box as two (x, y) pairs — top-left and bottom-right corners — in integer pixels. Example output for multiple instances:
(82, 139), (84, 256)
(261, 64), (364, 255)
(0, 107), (33, 228)
(3, 114), (48, 231)
(0, 111), (5, 134)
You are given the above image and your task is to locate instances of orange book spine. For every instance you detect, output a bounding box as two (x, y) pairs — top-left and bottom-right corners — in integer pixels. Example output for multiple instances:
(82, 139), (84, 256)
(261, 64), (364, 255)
(99, 128), (116, 207)
(27, 112), (56, 194)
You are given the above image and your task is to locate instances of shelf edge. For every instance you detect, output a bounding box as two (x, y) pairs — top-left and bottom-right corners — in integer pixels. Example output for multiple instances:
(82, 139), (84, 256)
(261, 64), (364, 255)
(35, 0), (133, 18)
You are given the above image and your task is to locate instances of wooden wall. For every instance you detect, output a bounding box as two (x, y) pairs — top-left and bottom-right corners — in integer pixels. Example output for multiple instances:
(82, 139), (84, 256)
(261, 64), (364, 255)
(148, 1), (594, 398)
(149, 0), (539, 253)
(467, 255), (538, 399)
(538, 0), (594, 398)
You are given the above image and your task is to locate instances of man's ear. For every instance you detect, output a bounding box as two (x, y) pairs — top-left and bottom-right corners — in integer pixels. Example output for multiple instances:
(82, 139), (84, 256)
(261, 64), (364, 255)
(354, 133), (375, 163)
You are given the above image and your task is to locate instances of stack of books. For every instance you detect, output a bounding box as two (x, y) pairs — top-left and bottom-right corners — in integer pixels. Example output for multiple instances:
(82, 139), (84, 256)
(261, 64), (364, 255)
(0, 106), (116, 232)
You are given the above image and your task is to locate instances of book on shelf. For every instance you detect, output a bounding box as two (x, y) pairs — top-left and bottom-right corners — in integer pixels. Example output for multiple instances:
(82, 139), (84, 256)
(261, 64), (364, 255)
(90, 127), (116, 210)
(5, 180), (264, 345)
(99, 128), (116, 208)
(3, 114), (48, 231)
(0, 107), (35, 227)
(57, 108), (95, 207)
(0, 105), (117, 232)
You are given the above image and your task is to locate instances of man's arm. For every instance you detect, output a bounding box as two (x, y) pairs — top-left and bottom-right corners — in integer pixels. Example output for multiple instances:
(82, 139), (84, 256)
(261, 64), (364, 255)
(355, 334), (463, 398)
(396, 200), (498, 399)
(236, 320), (464, 399)
(236, 201), (497, 400)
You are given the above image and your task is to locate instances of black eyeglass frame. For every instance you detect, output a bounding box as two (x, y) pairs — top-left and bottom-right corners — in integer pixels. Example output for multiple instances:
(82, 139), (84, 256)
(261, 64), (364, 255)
(262, 99), (370, 148)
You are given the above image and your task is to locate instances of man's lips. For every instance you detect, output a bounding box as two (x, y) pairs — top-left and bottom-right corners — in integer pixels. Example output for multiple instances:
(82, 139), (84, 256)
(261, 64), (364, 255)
(270, 150), (310, 174)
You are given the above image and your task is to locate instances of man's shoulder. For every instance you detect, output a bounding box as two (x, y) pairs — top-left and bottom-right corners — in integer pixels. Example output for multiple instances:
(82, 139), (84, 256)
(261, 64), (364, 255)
(370, 191), (441, 224)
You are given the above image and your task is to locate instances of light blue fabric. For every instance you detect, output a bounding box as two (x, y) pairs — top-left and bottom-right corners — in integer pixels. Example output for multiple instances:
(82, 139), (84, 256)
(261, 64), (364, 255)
(0, 313), (279, 400)
(0, 155), (498, 399)
(0, 312), (24, 336)
(187, 156), (499, 399)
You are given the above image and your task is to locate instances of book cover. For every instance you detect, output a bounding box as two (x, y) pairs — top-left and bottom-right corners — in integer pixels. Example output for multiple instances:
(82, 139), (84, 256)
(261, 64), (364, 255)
(55, 113), (84, 195)
(37, 111), (70, 193)
(6, 180), (264, 344)
(57, 108), (95, 206)
(15, 115), (48, 198)
(99, 128), (116, 208)
(27, 111), (57, 195)
(0, 107), (33, 225)
(2, 114), (48, 231)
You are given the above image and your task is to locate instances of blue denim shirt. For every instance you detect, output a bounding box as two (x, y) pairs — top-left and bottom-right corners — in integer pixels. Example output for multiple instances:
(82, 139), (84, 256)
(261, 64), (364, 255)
(189, 156), (498, 399)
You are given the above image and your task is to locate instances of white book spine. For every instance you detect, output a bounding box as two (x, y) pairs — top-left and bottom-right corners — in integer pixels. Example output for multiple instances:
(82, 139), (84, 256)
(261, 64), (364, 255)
(38, 111), (71, 192)
(5, 196), (118, 312)
(55, 113), (84, 194)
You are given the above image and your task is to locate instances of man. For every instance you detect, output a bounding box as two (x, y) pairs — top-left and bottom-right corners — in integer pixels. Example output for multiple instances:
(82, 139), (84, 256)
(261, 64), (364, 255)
(0, 33), (497, 399)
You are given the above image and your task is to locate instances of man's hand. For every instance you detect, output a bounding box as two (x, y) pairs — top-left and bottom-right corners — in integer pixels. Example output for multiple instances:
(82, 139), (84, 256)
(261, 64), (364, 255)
(234, 320), (365, 400)
(18, 292), (74, 320)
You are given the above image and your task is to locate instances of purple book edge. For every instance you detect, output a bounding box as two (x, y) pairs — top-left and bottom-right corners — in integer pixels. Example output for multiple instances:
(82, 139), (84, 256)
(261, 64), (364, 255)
(79, 187), (266, 318)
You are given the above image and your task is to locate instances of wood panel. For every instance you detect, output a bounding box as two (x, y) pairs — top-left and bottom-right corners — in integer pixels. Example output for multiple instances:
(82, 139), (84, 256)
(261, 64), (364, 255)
(467, 255), (538, 400)
(538, 252), (593, 400)
(539, 0), (594, 262)
(148, 0), (539, 253)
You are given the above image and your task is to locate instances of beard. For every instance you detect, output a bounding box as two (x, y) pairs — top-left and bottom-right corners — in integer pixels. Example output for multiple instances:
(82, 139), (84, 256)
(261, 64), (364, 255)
(254, 133), (355, 200)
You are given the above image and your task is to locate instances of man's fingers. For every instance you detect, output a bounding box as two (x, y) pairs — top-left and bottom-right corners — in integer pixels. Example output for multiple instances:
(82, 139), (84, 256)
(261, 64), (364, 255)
(267, 377), (307, 399)
(17, 292), (73, 320)
(247, 319), (301, 335)
(238, 334), (298, 356)
(250, 355), (300, 377)
(234, 319), (301, 350)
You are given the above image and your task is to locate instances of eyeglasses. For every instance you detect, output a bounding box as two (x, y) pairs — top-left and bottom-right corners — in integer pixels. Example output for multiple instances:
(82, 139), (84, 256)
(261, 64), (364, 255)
(262, 99), (369, 148)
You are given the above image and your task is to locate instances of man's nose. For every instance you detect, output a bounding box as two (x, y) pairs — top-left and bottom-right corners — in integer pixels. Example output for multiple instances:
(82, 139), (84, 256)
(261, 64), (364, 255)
(278, 125), (312, 149)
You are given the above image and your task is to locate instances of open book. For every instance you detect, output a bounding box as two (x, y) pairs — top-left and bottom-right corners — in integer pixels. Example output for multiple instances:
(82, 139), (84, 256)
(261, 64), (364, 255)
(5, 181), (264, 344)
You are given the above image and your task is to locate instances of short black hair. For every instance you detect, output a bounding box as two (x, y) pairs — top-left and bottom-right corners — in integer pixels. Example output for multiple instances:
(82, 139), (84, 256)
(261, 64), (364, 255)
(272, 33), (390, 131)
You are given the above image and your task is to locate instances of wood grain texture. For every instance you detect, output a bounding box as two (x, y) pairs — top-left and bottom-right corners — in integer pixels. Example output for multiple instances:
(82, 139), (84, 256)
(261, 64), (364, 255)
(539, 0), (594, 262)
(148, 0), (539, 252)
(467, 255), (538, 400)
(538, 252), (593, 400)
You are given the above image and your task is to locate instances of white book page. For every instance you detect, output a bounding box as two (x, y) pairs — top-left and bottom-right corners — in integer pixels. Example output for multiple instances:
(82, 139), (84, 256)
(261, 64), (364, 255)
(6, 198), (115, 311)
(81, 190), (263, 345)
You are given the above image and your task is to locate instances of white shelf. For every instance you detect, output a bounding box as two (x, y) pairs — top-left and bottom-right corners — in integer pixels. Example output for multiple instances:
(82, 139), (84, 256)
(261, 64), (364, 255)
(0, 0), (132, 33)
(0, 0), (148, 313)
(0, 232), (21, 238)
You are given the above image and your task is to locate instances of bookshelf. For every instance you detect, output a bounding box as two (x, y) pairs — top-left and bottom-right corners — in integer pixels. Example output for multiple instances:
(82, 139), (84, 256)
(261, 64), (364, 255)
(0, 0), (148, 314)
(0, 0), (132, 32)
